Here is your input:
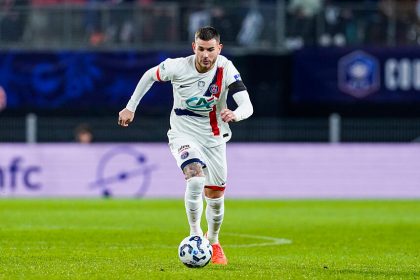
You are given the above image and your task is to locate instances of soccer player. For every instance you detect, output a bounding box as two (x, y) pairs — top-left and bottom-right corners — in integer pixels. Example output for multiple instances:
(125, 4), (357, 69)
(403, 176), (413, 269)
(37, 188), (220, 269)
(118, 26), (253, 265)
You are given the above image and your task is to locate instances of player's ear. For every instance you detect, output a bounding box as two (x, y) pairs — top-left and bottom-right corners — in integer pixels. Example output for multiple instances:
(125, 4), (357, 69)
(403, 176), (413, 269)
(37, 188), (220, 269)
(192, 42), (196, 53)
(218, 43), (223, 53)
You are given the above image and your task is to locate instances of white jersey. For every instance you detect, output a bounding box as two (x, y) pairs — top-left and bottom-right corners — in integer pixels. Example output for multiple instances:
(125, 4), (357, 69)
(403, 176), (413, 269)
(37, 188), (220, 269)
(156, 55), (242, 147)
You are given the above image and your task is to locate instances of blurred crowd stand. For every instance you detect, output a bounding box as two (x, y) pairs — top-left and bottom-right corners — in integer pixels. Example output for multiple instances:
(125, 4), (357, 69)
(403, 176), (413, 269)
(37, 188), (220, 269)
(284, 0), (420, 49)
(2, 0), (420, 50)
(0, 0), (179, 47)
(86, 0), (178, 46)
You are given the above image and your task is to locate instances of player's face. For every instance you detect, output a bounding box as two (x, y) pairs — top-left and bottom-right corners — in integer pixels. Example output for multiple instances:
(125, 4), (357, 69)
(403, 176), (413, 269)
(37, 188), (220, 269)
(192, 38), (222, 73)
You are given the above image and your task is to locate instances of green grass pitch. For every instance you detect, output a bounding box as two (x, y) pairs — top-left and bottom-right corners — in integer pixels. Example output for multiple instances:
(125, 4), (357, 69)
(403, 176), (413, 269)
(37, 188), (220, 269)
(0, 199), (419, 279)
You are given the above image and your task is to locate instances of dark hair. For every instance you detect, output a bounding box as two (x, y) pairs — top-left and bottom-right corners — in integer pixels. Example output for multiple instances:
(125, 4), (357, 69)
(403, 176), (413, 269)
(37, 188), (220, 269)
(75, 123), (92, 134)
(195, 26), (220, 43)
(74, 123), (93, 143)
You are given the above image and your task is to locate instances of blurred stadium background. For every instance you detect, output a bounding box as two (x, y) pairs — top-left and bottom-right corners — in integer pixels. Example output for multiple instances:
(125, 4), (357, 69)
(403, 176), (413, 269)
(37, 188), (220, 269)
(1, 0), (420, 197)
(1, 1), (420, 279)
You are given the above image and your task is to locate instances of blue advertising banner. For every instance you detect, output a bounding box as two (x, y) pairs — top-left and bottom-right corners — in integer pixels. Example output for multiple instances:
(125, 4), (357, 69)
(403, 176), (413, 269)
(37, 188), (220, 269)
(292, 47), (420, 104)
(0, 51), (189, 114)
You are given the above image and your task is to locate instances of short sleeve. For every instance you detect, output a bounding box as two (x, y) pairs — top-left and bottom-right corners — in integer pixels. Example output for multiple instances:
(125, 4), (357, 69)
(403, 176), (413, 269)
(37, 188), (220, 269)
(156, 58), (177, 82)
(224, 61), (243, 87)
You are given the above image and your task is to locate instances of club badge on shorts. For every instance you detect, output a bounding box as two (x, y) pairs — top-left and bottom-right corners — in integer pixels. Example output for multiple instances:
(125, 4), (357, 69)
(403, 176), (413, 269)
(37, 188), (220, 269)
(181, 151), (189, 160)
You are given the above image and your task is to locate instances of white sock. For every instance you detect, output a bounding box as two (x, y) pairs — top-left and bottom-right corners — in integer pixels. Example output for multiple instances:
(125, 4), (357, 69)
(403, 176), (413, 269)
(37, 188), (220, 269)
(185, 177), (205, 236)
(205, 195), (224, 244)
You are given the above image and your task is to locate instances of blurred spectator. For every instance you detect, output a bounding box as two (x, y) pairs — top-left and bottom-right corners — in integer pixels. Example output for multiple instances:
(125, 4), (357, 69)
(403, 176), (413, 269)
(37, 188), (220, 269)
(0, 0), (29, 42)
(362, 0), (386, 45)
(211, 6), (235, 43)
(85, 0), (137, 46)
(85, 0), (107, 46)
(187, 6), (236, 43)
(407, 0), (420, 44)
(105, 0), (136, 44)
(24, 0), (75, 45)
(286, 0), (323, 49)
(379, 0), (417, 45)
(148, 4), (177, 42)
(188, 9), (211, 41)
(0, 86), (6, 112)
(74, 123), (93, 144)
(319, 0), (347, 46)
(414, 0), (420, 44)
(130, 0), (176, 44)
(237, 5), (264, 46)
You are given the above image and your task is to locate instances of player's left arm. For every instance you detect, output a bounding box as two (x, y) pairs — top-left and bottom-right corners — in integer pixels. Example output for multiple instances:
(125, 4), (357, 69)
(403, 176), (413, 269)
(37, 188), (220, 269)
(221, 61), (253, 123)
(221, 80), (253, 123)
(221, 89), (253, 123)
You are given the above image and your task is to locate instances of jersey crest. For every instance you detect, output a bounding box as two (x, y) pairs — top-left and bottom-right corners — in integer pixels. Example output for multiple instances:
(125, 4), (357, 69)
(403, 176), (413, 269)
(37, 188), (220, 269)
(209, 84), (219, 94)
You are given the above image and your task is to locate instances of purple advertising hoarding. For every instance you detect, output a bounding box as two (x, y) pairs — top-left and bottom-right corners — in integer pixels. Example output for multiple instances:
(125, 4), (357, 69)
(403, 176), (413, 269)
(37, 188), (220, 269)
(0, 143), (419, 198)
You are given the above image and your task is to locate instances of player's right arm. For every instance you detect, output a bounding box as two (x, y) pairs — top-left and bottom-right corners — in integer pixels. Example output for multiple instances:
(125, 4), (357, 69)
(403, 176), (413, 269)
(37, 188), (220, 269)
(118, 59), (175, 127)
(118, 66), (158, 127)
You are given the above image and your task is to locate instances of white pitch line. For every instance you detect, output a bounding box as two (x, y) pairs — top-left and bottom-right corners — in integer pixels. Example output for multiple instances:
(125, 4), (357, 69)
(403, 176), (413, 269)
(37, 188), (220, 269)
(155, 233), (292, 249)
(222, 233), (292, 248)
(7, 226), (292, 249)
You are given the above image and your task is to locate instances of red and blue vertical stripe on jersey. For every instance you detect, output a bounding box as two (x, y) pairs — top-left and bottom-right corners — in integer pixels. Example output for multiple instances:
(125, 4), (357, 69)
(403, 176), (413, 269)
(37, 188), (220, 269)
(205, 67), (223, 136)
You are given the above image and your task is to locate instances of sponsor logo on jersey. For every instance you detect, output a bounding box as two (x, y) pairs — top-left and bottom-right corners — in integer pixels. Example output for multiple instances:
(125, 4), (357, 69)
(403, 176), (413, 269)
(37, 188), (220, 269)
(234, 74), (241, 81)
(185, 96), (216, 112)
(209, 84), (219, 94)
(180, 84), (191, 88)
(178, 145), (190, 152)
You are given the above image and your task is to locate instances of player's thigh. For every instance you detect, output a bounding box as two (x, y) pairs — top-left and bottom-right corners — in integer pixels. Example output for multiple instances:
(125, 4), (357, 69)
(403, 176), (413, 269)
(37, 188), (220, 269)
(202, 143), (227, 187)
(169, 137), (206, 179)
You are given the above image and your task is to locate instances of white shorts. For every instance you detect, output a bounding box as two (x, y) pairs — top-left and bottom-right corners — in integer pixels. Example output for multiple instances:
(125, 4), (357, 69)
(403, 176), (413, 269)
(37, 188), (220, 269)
(168, 135), (227, 189)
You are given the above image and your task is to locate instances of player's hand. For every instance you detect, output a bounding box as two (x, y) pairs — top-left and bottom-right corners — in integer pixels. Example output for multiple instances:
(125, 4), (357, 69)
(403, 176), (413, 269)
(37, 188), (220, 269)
(118, 108), (135, 127)
(220, 108), (237, 123)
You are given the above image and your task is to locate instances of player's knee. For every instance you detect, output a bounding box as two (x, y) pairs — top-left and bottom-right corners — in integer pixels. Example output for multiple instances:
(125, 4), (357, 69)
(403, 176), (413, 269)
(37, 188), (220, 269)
(204, 188), (224, 199)
(183, 162), (204, 180)
(186, 176), (206, 195)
